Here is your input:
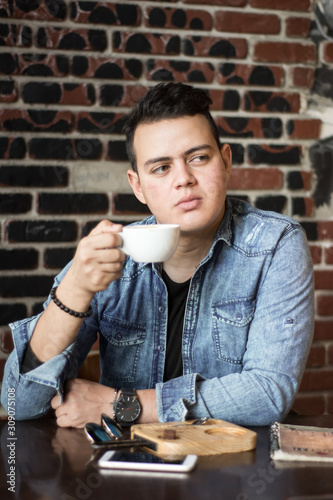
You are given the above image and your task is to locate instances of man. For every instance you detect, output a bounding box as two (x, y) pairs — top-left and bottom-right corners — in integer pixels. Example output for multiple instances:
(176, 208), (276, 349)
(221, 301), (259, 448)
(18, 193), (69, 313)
(1, 82), (314, 428)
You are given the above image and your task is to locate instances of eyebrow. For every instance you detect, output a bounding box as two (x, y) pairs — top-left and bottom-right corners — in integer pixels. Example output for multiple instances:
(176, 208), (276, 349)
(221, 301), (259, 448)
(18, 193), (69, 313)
(143, 144), (213, 168)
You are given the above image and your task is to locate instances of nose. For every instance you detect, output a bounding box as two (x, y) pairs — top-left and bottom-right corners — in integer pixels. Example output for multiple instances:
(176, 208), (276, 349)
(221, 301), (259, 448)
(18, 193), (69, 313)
(174, 161), (196, 188)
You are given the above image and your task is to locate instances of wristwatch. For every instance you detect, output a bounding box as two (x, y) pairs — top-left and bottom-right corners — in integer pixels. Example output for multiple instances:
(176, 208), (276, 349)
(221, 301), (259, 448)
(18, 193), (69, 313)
(114, 388), (141, 427)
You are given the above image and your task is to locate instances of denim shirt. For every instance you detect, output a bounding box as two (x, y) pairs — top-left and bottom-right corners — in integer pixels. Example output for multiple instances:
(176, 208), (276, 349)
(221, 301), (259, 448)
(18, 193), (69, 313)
(1, 198), (314, 426)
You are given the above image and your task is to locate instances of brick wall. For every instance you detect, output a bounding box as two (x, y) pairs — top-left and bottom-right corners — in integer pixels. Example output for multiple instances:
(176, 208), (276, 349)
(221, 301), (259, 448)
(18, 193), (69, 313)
(0, 0), (332, 417)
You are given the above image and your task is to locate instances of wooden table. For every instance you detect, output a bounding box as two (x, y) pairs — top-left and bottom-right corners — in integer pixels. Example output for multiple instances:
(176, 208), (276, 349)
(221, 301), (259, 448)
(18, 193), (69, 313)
(1, 415), (333, 500)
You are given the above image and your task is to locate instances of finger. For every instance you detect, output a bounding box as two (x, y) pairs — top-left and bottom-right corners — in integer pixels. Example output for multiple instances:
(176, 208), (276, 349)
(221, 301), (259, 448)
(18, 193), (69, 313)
(97, 248), (126, 264)
(89, 220), (123, 237)
(90, 232), (124, 251)
(51, 394), (62, 409)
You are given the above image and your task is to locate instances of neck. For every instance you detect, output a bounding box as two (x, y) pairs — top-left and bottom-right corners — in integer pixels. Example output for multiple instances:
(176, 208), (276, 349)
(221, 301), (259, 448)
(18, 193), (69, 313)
(163, 225), (218, 283)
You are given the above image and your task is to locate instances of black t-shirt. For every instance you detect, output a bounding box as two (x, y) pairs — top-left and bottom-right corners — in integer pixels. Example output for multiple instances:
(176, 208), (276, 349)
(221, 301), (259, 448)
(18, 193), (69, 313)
(162, 270), (190, 382)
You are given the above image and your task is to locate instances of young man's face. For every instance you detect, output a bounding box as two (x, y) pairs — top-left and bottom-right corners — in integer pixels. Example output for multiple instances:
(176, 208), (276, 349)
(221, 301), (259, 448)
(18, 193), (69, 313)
(127, 114), (232, 236)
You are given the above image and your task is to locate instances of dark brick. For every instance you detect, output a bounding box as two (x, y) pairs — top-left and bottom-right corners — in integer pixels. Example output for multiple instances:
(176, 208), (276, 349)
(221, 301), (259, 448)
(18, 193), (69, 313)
(229, 143), (244, 164)
(0, 109), (72, 132)
(146, 7), (212, 30)
(0, 80), (17, 102)
(0, 53), (19, 74)
(287, 171), (304, 190)
(82, 219), (134, 237)
(22, 82), (95, 105)
(184, 36), (247, 59)
(0, 22), (32, 47)
(6, 220), (78, 242)
(72, 56), (143, 80)
(0, 194), (31, 214)
(112, 194), (151, 215)
(37, 27), (107, 52)
(0, 137), (25, 158)
(70, 2), (141, 26)
(145, 59), (214, 83)
(255, 195), (287, 213)
(218, 63), (284, 87)
(0, 0), (67, 21)
(107, 141), (128, 162)
(44, 247), (76, 269)
(20, 53), (69, 77)
(301, 222), (318, 241)
(244, 91), (300, 113)
(248, 144), (301, 165)
(309, 138), (333, 209)
(32, 302), (44, 316)
(38, 193), (109, 215)
(0, 304), (27, 327)
(1, 329), (14, 352)
(113, 31), (180, 55)
(0, 166), (68, 187)
(0, 249), (38, 270)
(29, 138), (102, 160)
(99, 84), (147, 107)
(22, 82), (62, 103)
(76, 112), (127, 134)
(216, 116), (282, 139)
(0, 276), (54, 298)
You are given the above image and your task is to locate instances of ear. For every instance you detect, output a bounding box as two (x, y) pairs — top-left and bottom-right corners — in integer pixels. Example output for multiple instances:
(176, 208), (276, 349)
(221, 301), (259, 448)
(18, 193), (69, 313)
(220, 144), (232, 178)
(127, 169), (147, 205)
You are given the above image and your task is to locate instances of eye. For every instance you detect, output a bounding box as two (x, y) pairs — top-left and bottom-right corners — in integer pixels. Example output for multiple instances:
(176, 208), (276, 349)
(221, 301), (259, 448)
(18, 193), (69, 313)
(189, 154), (209, 164)
(151, 164), (170, 174)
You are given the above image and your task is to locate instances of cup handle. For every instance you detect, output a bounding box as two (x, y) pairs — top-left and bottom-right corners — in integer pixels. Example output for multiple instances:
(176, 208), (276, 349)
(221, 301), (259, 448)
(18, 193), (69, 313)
(118, 232), (129, 256)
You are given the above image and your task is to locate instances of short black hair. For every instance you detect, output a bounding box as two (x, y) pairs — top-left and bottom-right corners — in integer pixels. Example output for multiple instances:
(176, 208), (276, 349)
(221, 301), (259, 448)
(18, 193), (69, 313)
(123, 82), (221, 173)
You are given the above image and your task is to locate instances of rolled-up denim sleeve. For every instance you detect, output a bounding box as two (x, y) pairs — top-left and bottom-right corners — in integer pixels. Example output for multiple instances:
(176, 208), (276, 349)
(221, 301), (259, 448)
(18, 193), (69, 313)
(1, 264), (98, 420)
(156, 226), (314, 425)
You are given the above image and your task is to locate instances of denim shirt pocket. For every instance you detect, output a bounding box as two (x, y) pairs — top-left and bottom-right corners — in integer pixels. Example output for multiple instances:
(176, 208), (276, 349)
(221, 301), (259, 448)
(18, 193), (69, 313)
(212, 298), (255, 364)
(99, 316), (146, 385)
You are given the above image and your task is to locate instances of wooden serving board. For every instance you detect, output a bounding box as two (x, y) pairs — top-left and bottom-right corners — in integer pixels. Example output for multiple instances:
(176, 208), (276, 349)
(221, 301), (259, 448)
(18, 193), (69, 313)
(131, 419), (256, 459)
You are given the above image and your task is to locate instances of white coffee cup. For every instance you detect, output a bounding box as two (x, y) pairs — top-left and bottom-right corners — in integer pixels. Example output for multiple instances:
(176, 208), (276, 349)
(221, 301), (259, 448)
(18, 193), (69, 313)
(120, 224), (180, 263)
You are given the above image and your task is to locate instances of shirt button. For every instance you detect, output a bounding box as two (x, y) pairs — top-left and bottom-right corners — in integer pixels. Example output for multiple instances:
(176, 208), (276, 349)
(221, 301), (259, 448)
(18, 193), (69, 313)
(157, 345), (165, 352)
(159, 306), (165, 313)
(115, 333), (122, 340)
(236, 313), (243, 321)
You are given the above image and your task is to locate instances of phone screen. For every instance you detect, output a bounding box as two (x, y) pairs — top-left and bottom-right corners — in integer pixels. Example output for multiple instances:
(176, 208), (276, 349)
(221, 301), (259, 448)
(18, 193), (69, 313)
(98, 450), (197, 472)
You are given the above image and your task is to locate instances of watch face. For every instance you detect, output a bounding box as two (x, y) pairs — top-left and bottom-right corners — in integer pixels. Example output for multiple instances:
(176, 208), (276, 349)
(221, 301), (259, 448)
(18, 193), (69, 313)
(115, 396), (141, 423)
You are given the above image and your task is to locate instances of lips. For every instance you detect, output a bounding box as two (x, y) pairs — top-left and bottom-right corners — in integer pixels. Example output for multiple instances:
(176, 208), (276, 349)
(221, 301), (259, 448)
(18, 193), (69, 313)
(175, 195), (202, 211)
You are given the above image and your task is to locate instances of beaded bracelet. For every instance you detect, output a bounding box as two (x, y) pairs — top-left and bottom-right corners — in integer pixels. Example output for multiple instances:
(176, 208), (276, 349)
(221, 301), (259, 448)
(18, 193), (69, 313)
(50, 286), (92, 318)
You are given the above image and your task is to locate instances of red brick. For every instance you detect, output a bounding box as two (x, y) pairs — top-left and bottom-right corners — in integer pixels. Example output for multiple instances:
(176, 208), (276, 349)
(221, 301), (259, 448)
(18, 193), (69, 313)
(290, 66), (315, 88)
(327, 396), (333, 414)
(215, 11), (280, 34)
(318, 222), (333, 240)
(309, 245), (322, 265)
(328, 344), (333, 365)
(317, 295), (333, 316)
(323, 42), (333, 63)
(0, 359), (5, 381)
(36, 27), (107, 52)
(254, 42), (316, 63)
(291, 395), (325, 415)
(0, 329), (14, 354)
(145, 8), (212, 30)
(306, 345), (326, 368)
(300, 369), (333, 391)
(314, 320), (333, 341)
(302, 197), (316, 217)
(249, 0), (311, 11)
(228, 167), (283, 190)
(315, 271), (333, 291)
(299, 171), (312, 190)
(325, 247), (333, 265)
(286, 17), (312, 37)
(287, 119), (321, 139)
(145, 60), (214, 84)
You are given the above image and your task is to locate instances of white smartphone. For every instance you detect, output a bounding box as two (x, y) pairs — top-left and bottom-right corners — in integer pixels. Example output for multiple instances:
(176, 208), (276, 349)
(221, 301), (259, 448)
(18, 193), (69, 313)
(98, 450), (197, 473)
